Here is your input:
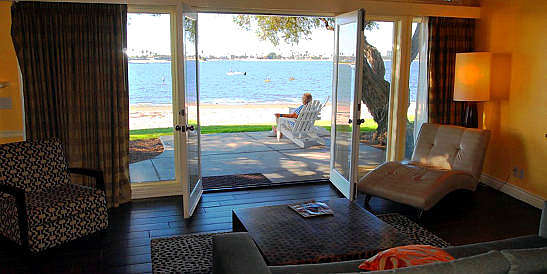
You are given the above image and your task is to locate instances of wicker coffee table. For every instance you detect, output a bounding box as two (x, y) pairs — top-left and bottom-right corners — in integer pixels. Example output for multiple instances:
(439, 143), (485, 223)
(232, 198), (410, 266)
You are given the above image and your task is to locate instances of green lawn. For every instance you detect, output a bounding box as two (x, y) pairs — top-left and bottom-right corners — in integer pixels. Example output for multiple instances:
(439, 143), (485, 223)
(130, 119), (379, 140)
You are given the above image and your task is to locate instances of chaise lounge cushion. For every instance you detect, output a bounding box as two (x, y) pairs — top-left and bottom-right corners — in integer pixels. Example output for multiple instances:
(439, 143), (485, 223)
(357, 161), (477, 210)
(358, 124), (490, 211)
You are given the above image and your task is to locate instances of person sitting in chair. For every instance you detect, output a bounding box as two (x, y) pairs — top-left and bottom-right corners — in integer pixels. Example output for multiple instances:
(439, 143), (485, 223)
(270, 93), (313, 137)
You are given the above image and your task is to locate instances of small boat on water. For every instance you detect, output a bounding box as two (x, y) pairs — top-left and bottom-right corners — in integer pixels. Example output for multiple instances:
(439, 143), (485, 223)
(289, 77), (295, 81)
(226, 71), (246, 76)
(264, 77), (271, 83)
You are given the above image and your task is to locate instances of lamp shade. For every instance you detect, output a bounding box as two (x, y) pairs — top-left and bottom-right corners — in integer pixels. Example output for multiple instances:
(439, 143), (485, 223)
(454, 52), (491, 102)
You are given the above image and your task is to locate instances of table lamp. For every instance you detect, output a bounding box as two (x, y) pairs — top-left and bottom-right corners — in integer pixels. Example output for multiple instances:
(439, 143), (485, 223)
(453, 52), (491, 128)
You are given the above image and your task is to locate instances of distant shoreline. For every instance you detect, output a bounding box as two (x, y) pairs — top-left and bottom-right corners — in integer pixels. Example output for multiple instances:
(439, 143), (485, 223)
(128, 58), (394, 64)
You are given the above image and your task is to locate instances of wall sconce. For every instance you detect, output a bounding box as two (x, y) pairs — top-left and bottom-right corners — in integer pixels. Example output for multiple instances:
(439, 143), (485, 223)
(0, 82), (10, 89)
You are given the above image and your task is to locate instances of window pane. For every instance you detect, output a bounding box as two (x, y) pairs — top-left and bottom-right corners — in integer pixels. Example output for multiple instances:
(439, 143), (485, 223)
(127, 13), (175, 183)
(358, 21), (393, 177)
(405, 21), (428, 160)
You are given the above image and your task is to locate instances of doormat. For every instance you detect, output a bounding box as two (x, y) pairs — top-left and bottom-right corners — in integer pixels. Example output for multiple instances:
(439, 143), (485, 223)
(150, 213), (450, 274)
(202, 173), (273, 191)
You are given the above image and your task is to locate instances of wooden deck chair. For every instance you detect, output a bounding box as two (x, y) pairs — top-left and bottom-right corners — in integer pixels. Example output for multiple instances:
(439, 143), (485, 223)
(278, 100), (326, 148)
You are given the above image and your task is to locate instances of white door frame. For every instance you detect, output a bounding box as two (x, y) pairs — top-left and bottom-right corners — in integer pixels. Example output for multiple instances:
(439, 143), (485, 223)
(329, 9), (365, 201)
(175, 2), (203, 218)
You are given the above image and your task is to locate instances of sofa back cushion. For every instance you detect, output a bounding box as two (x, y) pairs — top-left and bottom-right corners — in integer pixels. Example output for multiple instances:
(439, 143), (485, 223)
(0, 139), (71, 192)
(411, 123), (490, 180)
(501, 247), (547, 274)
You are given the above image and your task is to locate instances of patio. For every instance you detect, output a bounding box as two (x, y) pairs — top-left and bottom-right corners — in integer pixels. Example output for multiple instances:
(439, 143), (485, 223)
(129, 131), (386, 185)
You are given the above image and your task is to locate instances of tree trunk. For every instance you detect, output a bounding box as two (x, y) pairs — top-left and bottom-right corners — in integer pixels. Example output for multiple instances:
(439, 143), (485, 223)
(361, 23), (421, 138)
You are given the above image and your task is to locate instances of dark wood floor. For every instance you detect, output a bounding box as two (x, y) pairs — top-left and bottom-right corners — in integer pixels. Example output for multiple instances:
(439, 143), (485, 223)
(0, 182), (541, 273)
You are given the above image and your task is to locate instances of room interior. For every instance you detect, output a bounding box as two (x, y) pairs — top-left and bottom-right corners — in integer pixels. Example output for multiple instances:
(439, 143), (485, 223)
(0, 0), (546, 273)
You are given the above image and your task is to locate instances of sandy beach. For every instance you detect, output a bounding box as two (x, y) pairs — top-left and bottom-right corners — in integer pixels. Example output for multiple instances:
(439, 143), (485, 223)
(129, 102), (415, 130)
(130, 103), (334, 129)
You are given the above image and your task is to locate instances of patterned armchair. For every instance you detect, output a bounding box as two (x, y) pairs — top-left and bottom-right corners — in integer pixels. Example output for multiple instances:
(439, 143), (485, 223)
(0, 139), (108, 253)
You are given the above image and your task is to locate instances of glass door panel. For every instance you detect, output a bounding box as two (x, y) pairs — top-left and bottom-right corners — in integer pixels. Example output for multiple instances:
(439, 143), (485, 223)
(184, 15), (201, 198)
(175, 4), (202, 219)
(357, 21), (394, 177)
(127, 12), (176, 187)
(330, 9), (365, 200)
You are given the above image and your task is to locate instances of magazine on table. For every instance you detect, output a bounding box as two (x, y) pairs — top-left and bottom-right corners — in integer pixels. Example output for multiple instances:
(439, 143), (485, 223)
(289, 200), (333, 218)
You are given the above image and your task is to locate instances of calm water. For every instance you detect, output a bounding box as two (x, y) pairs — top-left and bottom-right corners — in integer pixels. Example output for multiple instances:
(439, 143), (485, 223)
(128, 60), (419, 105)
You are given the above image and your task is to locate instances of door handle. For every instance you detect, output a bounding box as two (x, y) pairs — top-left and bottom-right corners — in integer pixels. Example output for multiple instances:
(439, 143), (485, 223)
(175, 125), (195, 132)
(348, 119), (365, 125)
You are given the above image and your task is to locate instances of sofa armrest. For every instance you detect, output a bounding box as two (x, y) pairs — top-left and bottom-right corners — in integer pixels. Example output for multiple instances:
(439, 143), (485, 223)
(540, 201), (547, 238)
(0, 184), (29, 250)
(68, 168), (105, 191)
(213, 232), (271, 274)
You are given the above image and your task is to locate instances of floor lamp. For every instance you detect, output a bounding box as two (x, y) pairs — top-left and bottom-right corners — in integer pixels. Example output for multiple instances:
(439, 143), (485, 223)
(453, 52), (491, 128)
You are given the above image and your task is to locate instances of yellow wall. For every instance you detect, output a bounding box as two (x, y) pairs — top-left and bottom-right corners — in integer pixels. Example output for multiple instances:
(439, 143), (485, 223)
(0, 2), (24, 144)
(476, 0), (547, 198)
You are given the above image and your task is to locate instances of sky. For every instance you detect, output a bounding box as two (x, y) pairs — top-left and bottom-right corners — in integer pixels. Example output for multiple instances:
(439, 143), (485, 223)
(127, 13), (394, 58)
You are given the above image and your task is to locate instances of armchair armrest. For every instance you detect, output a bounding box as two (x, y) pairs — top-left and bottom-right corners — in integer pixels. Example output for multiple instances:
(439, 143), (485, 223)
(68, 168), (105, 191)
(0, 184), (29, 250)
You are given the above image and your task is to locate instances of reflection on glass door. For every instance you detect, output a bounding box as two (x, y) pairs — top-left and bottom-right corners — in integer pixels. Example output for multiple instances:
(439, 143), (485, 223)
(330, 9), (365, 200)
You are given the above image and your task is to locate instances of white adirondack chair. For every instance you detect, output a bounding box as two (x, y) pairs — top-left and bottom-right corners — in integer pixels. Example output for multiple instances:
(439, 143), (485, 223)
(277, 100), (326, 148)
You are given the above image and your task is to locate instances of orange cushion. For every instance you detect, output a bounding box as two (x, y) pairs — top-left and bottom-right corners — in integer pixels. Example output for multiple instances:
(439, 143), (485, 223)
(358, 245), (455, 271)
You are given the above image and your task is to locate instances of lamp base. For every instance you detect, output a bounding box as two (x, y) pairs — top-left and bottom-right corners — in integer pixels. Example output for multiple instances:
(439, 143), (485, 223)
(463, 103), (478, 128)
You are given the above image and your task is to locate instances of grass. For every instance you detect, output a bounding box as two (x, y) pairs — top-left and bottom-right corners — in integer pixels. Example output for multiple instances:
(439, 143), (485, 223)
(129, 119), (379, 140)
(130, 125), (273, 140)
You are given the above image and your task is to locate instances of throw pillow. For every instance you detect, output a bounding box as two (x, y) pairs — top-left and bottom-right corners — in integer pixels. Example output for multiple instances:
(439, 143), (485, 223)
(358, 245), (455, 271)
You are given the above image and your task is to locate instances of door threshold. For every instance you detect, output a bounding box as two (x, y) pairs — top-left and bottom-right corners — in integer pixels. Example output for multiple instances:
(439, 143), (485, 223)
(203, 178), (330, 193)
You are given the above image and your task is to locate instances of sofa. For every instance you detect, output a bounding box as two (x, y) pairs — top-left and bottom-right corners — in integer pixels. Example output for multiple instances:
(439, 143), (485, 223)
(213, 202), (547, 273)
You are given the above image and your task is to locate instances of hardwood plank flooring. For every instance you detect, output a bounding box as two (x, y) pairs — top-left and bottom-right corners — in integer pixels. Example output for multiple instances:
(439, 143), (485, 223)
(0, 182), (541, 273)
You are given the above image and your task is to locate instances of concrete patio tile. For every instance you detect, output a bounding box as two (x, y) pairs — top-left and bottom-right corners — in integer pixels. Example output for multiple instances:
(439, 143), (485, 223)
(201, 150), (296, 177)
(246, 131), (329, 151)
(201, 133), (272, 155)
(154, 149), (174, 159)
(130, 131), (386, 185)
(159, 135), (175, 150)
(129, 160), (159, 183)
(151, 157), (176, 181)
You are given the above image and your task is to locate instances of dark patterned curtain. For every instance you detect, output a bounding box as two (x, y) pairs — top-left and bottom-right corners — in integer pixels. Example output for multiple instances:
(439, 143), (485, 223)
(427, 17), (475, 126)
(11, 2), (130, 207)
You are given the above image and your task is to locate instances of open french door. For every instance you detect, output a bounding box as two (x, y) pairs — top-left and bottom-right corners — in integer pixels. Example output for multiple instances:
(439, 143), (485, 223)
(175, 3), (202, 219)
(329, 9), (365, 200)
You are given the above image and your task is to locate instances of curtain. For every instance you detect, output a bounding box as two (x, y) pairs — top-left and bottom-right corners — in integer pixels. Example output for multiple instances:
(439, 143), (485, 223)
(11, 2), (130, 207)
(427, 17), (475, 126)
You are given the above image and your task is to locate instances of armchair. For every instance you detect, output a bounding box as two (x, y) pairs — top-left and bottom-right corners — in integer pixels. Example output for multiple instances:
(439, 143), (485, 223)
(0, 139), (109, 253)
